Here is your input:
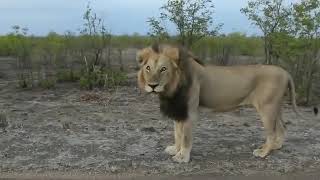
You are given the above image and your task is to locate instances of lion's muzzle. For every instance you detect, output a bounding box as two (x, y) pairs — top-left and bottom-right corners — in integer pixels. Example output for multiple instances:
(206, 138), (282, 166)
(145, 83), (164, 93)
(148, 83), (159, 90)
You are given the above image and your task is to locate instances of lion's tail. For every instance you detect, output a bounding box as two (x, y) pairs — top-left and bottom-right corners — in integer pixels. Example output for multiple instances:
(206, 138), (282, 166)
(287, 74), (303, 118)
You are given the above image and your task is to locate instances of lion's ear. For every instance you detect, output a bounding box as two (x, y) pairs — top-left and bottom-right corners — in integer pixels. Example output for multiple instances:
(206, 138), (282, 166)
(136, 47), (153, 67)
(162, 46), (180, 64)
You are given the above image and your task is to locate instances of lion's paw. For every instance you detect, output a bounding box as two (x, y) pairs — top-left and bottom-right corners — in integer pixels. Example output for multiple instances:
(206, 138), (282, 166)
(253, 148), (269, 158)
(172, 151), (190, 163)
(165, 146), (178, 156)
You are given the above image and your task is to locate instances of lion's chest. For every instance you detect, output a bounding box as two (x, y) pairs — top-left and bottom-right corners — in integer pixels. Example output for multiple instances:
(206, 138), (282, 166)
(159, 89), (189, 121)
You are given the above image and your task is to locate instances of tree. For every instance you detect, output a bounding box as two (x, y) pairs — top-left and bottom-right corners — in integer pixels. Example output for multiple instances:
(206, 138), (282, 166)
(241, 0), (291, 64)
(78, 1), (128, 90)
(242, 0), (320, 104)
(291, 0), (320, 104)
(148, 0), (221, 47)
(8, 25), (34, 88)
(147, 17), (170, 42)
(79, 1), (111, 72)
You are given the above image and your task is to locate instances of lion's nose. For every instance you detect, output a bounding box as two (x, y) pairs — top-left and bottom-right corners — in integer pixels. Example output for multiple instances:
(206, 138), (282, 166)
(148, 84), (159, 89)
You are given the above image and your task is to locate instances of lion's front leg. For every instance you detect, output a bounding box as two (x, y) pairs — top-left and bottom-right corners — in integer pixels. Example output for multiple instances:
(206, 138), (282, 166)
(165, 121), (182, 155)
(172, 119), (193, 163)
(167, 82), (200, 163)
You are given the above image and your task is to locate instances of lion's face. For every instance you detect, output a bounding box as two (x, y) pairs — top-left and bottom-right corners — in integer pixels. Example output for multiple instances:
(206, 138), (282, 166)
(141, 55), (178, 93)
(137, 46), (181, 95)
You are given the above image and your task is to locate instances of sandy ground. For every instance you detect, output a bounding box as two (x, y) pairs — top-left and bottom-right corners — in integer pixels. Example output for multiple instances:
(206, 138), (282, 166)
(0, 77), (320, 178)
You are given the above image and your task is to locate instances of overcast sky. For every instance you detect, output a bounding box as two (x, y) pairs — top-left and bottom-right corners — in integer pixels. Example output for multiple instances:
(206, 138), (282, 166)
(0, 0), (261, 36)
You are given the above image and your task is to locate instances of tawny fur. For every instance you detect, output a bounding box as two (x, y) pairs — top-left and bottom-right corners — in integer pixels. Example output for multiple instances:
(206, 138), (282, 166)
(136, 43), (301, 163)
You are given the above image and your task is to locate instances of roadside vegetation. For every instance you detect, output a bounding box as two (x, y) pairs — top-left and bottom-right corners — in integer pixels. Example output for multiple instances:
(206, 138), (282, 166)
(0, 0), (319, 105)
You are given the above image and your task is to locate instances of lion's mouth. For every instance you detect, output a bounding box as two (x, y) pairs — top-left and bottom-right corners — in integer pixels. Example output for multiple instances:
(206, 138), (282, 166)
(150, 90), (159, 94)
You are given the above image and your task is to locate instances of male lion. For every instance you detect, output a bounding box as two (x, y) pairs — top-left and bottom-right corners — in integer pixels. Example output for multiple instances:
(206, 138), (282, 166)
(136, 43), (300, 163)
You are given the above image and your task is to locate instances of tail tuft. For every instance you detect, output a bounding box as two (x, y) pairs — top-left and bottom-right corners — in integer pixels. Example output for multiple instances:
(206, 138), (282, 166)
(314, 107), (318, 116)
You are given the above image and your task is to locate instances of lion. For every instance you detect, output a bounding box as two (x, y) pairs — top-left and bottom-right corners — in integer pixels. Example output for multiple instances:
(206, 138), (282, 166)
(136, 43), (301, 163)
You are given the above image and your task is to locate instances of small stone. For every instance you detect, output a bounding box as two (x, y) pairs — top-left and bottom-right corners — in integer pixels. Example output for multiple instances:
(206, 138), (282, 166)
(110, 166), (118, 172)
(132, 162), (138, 169)
(141, 127), (156, 133)
(62, 121), (71, 130)
(285, 121), (292, 125)
(98, 127), (106, 131)
(194, 164), (201, 170)
(243, 122), (250, 127)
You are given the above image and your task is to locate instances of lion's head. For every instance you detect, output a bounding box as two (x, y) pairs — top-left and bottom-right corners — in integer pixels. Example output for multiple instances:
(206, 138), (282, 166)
(136, 43), (184, 96)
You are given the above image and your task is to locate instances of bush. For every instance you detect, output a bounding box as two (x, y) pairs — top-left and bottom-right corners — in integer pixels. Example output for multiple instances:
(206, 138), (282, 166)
(79, 76), (90, 89)
(57, 69), (80, 83)
(17, 73), (33, 89)
(79, 68), (127, 90)
(105, 70), (127, 87)
(18, 78), (31, 89)
(38, 78), (56, 89)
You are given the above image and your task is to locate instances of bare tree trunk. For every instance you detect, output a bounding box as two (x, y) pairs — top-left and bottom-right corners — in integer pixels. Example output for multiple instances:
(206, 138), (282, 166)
(118, 49), (124, 71)
(269, 43), (275, 65)
(306, 57), (319, 105)
(264, 37), (269, 64)
(107, 46), (111, 69)
(83, 56), (89, 74)
(294, 59), (301, 86)
(306, 68), (315, 105)
(267, 43), (272, 65)
(219, 46), (230, 66)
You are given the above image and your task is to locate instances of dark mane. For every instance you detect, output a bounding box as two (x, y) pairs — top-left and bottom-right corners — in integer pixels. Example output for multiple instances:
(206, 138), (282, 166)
(191, 54), (204, 66)
(159, 82), (190, 121)
(153, 43), (195, 121)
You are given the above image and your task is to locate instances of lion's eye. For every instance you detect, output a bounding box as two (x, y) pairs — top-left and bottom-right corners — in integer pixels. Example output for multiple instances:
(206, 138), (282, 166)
(146, 66), (150, 71)
(160, 67), (167, 72)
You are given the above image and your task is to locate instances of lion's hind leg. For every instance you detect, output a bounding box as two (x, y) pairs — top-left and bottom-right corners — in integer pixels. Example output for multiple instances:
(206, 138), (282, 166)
(253, 103), (283, 158)
(273, 110), (286, 150)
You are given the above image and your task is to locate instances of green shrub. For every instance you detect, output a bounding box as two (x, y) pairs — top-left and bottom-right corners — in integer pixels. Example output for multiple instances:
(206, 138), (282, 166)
(79, 68), (127, 90)
(57, 69), (80, 82)
(105, 70), (127, 87)
(79, 75), (92, 90)
(18, 79), (31, 89)
(38, 78), (56, 89)
(17, 74), (33, 89)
